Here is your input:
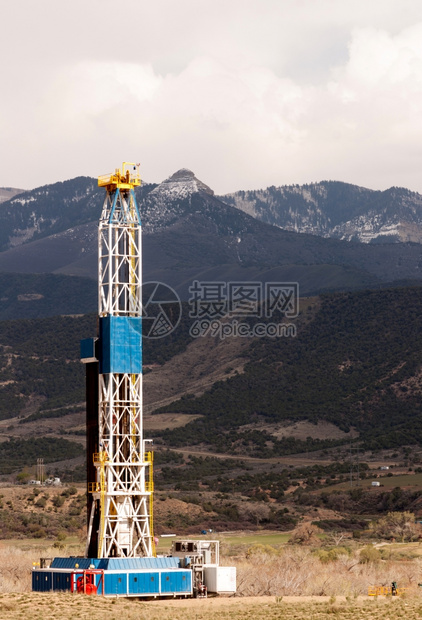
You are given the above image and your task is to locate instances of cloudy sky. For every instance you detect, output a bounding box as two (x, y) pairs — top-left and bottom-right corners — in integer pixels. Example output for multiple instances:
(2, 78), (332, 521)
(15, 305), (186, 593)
(2, 0), (422, 194)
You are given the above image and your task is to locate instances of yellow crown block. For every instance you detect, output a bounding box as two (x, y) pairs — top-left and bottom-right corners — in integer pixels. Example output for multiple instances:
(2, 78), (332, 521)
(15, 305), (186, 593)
(98, 162), (141, 190)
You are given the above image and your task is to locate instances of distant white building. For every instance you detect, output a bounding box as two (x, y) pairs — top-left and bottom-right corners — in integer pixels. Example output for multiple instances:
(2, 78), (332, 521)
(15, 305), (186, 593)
(371, 481), (381, 487)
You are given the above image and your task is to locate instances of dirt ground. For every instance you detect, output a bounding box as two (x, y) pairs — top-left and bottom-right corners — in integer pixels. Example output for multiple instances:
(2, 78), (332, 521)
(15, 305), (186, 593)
(237, 420), (359, 442)
(0, 593), (421, 620)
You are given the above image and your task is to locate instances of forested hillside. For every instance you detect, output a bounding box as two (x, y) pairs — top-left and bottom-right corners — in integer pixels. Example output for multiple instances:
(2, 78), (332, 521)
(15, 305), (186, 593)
(221, 181), (422, 243)
(0, 306), (194, 422)
(1, 287), (422, 474)
(155, 287), (422, 454)
(0, 273), (97, 319)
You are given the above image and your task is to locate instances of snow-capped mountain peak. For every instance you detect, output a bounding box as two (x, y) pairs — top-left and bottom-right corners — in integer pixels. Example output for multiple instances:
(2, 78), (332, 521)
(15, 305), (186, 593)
(142, 169), (215, 233)
(149, 168), (214, 201)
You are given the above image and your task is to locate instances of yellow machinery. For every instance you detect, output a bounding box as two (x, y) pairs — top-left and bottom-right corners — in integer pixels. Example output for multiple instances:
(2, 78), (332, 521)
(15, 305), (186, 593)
(368, 583), (406, 596)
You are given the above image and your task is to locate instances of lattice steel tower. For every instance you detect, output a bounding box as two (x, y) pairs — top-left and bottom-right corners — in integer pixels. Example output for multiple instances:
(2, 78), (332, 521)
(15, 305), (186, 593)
(82, 163), (154, 559)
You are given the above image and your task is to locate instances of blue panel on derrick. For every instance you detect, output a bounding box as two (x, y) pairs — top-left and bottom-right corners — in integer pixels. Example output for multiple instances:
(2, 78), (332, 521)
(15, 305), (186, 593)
(99, 316), (142, 374)
(80, 338), (97, 363)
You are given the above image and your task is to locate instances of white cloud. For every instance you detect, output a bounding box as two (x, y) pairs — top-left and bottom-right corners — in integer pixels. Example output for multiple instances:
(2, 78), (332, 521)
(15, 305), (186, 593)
(2, 1), (422, 193)
(47, 62), (161, 125)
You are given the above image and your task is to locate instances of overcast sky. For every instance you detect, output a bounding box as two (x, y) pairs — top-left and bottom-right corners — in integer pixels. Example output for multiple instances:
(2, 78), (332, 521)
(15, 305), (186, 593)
(2, 0), (422, 194)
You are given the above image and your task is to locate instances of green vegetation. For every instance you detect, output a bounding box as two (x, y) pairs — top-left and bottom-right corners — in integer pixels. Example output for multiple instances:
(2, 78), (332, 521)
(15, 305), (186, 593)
(294, 484), (422, 518)
(142, 301), (194, 364)
(155, 286), (422, 455)
(222, 531), (291, 547)
(0, 438), (83, 474)
(0, 273), (98, 320)
(0, 489), (86, 539)
(20, 405), (85, 424)
(0, 308), (194, 423)
(156, 454), (245, 489)
(0, 314), (96, 419)
(328, 472), (422, 491)
(204, 462), (369, 497)
(2, 284), (422, 496)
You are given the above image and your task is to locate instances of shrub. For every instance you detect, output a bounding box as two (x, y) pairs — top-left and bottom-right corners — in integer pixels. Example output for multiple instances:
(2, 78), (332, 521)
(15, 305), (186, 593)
(61, 485), (78, 497)
(359, 545), (381, 564)
(314, 547), (350, 564)
(289, 523), (322, 546)
(246, 544), (278, 557)
(370, 511), (420, 542)
(53, 495), (65, 508)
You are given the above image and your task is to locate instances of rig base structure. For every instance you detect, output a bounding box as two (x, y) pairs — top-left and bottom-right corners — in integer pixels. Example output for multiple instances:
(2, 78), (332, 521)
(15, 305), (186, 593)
(32, 541), (236, 598)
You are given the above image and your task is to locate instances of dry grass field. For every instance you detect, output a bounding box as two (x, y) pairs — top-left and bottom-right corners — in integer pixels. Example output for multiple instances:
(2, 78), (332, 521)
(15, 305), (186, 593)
(2, 539), (422, 618)
(3, 518), (422, 620)
(1, 593), (422, 620)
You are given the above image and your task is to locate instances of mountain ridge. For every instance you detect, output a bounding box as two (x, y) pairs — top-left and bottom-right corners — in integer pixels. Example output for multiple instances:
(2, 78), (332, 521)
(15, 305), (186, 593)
(219, 180), (422, 244)
(0, 171), (422, 316)
(3, 173), (422, 249)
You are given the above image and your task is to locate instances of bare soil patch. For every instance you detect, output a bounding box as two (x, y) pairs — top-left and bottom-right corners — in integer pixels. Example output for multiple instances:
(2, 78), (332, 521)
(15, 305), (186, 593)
(168, 446), (335, 467)
(0, 411), (86, 445)
(239, 419), (358, 441)
(144, 413), (203, 431)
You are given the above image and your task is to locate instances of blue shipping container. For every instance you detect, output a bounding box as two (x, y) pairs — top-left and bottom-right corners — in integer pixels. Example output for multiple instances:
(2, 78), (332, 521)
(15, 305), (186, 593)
(128, 572), (159, 595)
(160, 570), (191, 594)
(32, 565), (192, 597)
(53, 572), (71, 591)
(104, 572), (128, 596)
(32, 571), (52, 592)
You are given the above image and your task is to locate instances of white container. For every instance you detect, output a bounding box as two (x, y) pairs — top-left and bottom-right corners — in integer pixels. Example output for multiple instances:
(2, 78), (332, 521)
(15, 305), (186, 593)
(204, 566), (236, 593)
(371, 481), (381, 487)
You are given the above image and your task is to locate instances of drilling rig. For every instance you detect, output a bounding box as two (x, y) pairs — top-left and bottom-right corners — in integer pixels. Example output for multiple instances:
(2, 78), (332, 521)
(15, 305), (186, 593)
(83, 162), (154, 559)
(31, 163), (236, 598)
